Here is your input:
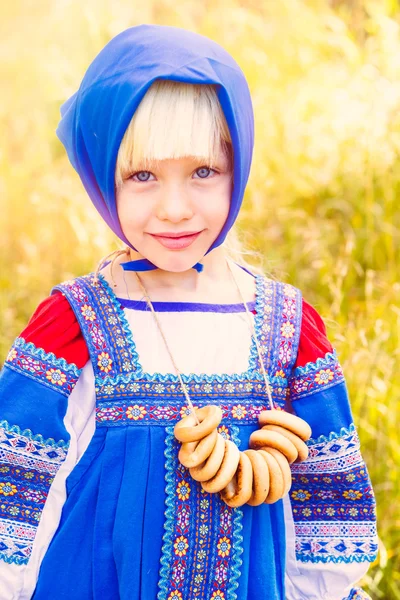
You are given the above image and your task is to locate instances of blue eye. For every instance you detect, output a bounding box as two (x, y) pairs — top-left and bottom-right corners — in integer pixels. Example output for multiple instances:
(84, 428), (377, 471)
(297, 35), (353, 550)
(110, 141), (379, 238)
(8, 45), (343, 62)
(132, 171), (154, 182)
(195, 167), (214, 179)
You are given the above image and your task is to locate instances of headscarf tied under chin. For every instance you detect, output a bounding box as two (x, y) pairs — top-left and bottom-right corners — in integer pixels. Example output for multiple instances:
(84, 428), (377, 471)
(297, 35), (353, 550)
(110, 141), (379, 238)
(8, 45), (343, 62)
(57, 24), (254, 273)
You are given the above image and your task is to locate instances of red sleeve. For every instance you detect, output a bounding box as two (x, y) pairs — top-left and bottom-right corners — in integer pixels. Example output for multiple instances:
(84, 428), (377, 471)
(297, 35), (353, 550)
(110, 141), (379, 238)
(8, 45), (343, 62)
(295, 299), (333, 369)
(19, 292), (89, 369)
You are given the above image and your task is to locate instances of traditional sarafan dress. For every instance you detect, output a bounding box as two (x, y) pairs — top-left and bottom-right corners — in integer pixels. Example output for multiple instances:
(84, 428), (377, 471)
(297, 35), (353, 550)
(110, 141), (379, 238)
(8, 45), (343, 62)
(0, 270), (377, 599)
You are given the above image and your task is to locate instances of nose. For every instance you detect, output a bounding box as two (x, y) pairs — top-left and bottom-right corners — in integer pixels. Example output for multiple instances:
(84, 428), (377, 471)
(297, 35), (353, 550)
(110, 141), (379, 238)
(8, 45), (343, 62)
(156, 184), (194, 223)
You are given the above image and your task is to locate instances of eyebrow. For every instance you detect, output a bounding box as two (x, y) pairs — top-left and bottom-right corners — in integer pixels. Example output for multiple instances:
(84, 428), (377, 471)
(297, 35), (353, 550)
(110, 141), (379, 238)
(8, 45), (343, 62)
(129, 157), (223, 171)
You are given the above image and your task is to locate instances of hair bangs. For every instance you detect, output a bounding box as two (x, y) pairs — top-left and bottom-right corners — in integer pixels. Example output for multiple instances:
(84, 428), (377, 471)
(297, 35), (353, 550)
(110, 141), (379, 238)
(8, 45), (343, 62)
(115, 80), (232, 185)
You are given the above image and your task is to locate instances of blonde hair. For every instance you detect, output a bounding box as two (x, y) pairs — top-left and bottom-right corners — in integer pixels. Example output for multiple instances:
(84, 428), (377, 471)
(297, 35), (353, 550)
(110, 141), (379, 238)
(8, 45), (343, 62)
(114, 79), (264, 275)
(115, 80), (231, 185)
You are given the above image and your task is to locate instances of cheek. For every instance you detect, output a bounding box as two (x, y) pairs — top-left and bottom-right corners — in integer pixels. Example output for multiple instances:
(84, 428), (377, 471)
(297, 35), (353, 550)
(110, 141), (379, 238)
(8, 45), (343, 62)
(211, 179), (232, 222)
(116, 189), (149, 233)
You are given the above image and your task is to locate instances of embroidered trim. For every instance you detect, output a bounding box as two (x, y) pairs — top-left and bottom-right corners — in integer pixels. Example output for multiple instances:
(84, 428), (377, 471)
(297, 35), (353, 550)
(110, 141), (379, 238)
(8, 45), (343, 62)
(96, 399), (276, 427)
(157, 426), (243, 600)
(5, 338), (81, 396)
(157, 426), (176, 600)
(0, 518), (37, 565)
(290, 425), (377, 564)
(294, 351), (338, 376)
(269, 283), (303, 376)
(291, 425), (363, 474)
(306, 423), (356, 446)
(225, 426), (243, 600)
(0, 420), (69, 565)
(289, 350), (345, 400)
(54, 274), (142, 381)
(0, 551), (30, 565)
(0, 420), (69, 450)
(296, 553), (378, 564)
(57, 274), (303, 428)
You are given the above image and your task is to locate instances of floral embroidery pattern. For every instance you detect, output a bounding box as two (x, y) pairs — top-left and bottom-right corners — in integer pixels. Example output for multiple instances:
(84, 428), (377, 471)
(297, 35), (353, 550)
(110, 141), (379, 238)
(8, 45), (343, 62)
(96, 399), (270, 426)
(289, 351), (344, 400)
(0, 482), (17, 496)
(217, 536), (231, 557)
(4, 338), (81, 397)
(231, 405), (246, 420)
(174, 536), (189, 557)
(81, 304), (96, 321)
(290, 425), (378, 563)
(218, 425), (230, 440)
(158, 427), (243, 600)
(291, 489), (311, 502)
(254, 281), (301, 377)
(126, 405), (146, 421)
(0, 420), (68, 565)
(45, 369), (67, 386)
(176, 481), (191, 501)
(54, 274), (141, 380)
(315, 369), (334, 385)
(97, 352), (113, 373)
(6, 349), (17, 362)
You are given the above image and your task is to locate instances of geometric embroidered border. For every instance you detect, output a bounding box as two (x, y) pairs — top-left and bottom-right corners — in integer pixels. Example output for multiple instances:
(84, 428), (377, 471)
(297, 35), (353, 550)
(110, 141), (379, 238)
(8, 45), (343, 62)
(0, 420), (69, 565)
(295, 520), (377, 563)
(291, 425), (364, 475)
(0, 518), (37, 564)
(290, 424), (378, 564)
(296, 542), (378, 564)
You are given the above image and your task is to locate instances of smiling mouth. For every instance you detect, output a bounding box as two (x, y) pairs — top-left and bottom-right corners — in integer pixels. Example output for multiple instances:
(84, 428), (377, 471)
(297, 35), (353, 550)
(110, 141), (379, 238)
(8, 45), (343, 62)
(149, 231), (203, 250)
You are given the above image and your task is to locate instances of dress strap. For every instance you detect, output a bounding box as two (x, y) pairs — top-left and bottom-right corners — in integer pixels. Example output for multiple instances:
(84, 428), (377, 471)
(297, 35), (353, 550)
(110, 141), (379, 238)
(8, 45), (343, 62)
(258, 279), (303, 407)
(52, 273), (140, 381)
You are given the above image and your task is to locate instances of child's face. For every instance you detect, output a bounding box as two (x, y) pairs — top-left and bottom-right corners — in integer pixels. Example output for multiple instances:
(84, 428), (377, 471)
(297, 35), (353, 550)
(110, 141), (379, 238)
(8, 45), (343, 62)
(116, 149), (232, 272)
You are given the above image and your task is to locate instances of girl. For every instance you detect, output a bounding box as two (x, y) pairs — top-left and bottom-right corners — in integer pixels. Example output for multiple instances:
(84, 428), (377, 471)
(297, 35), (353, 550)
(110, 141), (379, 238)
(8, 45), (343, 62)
(0, 25), (377, 599)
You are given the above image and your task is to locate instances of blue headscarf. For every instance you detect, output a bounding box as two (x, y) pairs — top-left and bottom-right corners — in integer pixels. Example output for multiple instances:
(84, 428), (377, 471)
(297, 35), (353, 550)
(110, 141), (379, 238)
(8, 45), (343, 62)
(57, 24), (254, 272)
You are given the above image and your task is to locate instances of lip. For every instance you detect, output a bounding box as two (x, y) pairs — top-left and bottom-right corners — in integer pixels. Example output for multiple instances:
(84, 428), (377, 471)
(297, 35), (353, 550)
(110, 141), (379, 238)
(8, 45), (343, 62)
(149, 231), (202, 250)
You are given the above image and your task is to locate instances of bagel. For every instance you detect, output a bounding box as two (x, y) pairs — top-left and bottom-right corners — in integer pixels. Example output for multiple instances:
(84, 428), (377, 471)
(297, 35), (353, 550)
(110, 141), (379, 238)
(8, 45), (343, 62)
(262, 447), (293, 497)
(189, 433), (226, 482)
(258, 409), (311, 441)
(243, 449), (270, 506)
(249, 429), (298, 464)
(262, 424), (309, 462)
(201, 440), (241, 493)
(178, 429), (218, 468)
(257, 449), (285, 504)
(174, 405), (223, 442)
(220, 451), (253, 508)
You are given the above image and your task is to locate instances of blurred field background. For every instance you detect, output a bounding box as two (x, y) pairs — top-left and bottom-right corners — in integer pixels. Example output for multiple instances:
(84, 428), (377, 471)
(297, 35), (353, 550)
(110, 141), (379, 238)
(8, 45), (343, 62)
(0, 0), (399, 596)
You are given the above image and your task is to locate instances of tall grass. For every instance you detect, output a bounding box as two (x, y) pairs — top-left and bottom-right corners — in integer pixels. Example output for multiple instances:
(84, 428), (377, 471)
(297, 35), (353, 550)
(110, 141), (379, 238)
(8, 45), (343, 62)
(1, 1), (399, 596)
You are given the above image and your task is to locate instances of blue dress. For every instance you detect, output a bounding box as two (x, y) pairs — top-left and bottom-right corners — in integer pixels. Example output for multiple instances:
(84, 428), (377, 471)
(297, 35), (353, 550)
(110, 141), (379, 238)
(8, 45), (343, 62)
(0, 272), (377, 599)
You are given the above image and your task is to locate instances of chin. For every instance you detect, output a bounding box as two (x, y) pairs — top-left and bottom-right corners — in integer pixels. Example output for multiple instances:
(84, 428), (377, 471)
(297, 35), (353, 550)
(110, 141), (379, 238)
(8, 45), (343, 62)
(149, 253), (204, 273)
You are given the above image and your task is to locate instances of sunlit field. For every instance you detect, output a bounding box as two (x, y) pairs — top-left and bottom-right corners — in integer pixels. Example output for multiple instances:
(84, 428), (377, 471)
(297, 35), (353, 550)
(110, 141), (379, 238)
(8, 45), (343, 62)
(1, 1), (399, 597)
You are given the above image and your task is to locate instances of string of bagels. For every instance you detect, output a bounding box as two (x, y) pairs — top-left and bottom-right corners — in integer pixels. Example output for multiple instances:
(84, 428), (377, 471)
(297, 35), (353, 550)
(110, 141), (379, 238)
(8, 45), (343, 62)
(174, 405), (311, 507)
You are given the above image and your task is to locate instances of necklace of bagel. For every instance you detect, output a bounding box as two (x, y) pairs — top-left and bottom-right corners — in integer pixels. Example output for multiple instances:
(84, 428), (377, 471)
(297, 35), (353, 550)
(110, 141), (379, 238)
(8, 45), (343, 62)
(112, 252), (312, 507)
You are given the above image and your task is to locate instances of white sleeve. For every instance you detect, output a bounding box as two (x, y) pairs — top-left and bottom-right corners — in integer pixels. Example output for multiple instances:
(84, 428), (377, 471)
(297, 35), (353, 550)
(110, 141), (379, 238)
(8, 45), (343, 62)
(0, 362), (96, 600)
(284, 495), (371, 600)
